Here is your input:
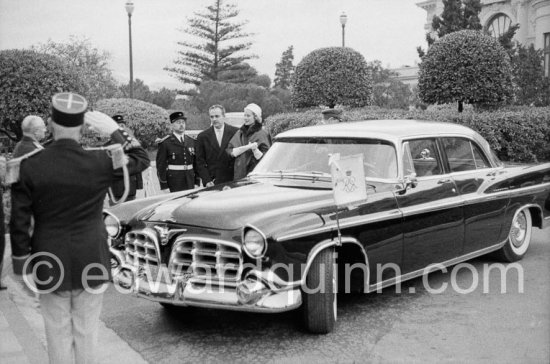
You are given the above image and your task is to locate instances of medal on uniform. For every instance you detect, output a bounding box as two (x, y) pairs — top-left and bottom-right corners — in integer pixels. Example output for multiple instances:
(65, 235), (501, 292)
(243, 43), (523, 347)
(172, 153), (176, 160)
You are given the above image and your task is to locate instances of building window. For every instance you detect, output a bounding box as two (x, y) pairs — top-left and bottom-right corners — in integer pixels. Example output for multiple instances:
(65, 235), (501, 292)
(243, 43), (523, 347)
(487, 14), (512, 38)
(545, 33), (550, 78)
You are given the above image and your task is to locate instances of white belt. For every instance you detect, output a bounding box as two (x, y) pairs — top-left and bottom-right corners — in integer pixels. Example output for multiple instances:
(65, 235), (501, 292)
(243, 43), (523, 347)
(168, 164), (193, 171)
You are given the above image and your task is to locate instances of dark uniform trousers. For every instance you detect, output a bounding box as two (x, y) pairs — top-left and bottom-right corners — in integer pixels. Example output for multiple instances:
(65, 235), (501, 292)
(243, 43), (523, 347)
(156, 134), (196, 192)
(9, 137), (150, 292)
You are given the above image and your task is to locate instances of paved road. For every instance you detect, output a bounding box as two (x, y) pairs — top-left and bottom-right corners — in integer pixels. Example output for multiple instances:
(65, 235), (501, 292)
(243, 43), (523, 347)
(101, 227), (550, 363)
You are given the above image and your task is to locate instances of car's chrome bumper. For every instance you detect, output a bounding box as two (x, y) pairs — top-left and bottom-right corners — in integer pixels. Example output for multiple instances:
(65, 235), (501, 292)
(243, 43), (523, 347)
(111, 261), (302, 313)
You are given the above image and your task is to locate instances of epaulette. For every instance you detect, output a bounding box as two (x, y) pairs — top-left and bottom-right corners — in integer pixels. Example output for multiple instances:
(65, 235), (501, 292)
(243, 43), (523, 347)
(5, 148), (43, 185)
(156, 135), (170, 144)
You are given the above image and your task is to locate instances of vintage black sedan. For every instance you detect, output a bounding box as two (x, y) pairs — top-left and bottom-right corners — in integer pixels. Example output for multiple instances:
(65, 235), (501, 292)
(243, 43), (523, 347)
(105, 120), (550, 334)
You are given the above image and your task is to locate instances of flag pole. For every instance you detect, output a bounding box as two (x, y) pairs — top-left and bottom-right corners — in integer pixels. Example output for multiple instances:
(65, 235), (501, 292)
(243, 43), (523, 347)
(335, 207), (342, 246)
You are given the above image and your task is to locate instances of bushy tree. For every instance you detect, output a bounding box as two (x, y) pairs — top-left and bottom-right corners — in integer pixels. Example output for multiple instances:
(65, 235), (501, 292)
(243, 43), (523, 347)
(118, 79), (153, 103)
(418, 0), (482, 58)
(164, 0), (255, 86)
(185, 80), (292, 128)
(368, 60), (413, 109)
(292, 47), (372, 108)
(418, 30), (513, 112)
(92, 98), (170, 149)
(274, 46), (295, 89)
(33, 37), (118, 106)
(510, 44), (550, 106)
(0, 49), (84, 140)
(151, 87), (177, 109)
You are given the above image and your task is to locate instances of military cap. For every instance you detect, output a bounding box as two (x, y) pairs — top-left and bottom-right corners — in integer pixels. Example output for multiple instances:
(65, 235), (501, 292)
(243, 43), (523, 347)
(169, 111), (187, 123)
(321, 108), (343, 120)
(51, 92), (88, 127)
(112, 114), (125, 124)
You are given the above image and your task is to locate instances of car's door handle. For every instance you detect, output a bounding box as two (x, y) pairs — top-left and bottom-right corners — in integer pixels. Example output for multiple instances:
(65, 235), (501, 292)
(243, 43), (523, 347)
(437, 178), (451, 184)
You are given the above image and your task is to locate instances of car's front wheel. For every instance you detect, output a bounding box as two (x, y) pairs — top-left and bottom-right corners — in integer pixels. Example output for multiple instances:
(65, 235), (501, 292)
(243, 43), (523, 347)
(302, 247), (337, 334)
(495, 207), (532, 262)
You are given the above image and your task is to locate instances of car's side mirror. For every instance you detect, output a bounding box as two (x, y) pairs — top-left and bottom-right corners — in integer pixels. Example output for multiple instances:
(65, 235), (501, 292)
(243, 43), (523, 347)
(397, 173), (418, 194)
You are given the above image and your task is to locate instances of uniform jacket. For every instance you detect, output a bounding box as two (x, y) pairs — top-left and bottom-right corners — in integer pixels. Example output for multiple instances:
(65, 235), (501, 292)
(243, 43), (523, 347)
(10, 138), (150, 292)
(155, 134), (196, 190)
(12, 136), (43, 158)
(196, 124), (238, 186)
(227, 122), (271, 180)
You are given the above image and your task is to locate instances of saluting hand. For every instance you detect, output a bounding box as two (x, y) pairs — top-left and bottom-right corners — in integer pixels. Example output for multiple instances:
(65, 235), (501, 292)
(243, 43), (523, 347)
(84, 111), (119, 136)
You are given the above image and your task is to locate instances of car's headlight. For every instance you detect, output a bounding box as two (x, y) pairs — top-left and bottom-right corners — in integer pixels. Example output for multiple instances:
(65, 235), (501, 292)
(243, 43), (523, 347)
(103, 211), (121, 238)
(243, 227), (267, 258)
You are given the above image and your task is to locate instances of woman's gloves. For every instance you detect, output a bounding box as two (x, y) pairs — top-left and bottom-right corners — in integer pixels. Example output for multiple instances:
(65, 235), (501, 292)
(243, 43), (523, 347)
(231, 142), (258, 157)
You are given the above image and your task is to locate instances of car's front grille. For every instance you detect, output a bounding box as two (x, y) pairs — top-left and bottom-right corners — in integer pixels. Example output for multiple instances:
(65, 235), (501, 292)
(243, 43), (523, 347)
(169, 238), (243, 282)
(125, 229), (159, 266)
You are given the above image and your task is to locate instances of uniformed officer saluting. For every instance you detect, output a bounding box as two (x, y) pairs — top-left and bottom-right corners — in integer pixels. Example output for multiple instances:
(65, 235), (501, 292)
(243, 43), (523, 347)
(156, 111), (196, 192)
(9, 92), (149, 363)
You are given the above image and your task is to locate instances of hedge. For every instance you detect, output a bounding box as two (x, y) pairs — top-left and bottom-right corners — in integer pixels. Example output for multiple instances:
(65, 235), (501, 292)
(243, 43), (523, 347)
(89, 98), (170, 149)
(264, 106), (550, 163)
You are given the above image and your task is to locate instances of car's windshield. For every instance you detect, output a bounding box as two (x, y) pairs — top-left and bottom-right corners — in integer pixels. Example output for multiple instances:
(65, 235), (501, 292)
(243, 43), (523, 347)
(252, 137), (398, 179)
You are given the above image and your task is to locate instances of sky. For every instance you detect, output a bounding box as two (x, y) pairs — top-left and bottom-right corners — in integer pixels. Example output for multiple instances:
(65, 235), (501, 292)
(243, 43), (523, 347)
(0, 0), (428, 90)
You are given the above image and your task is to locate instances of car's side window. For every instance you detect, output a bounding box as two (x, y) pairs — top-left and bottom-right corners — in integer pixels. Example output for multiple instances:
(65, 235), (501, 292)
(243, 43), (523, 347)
(442, 137), (490, 172)
(406, 139), (442, 177)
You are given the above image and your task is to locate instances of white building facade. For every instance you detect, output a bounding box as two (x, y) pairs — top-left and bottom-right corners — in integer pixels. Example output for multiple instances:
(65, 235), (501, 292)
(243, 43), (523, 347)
(394, 0), (550, 84)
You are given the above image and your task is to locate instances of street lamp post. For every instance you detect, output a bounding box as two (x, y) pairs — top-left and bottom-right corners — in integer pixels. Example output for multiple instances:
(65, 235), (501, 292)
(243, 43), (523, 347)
(125, 1), (135, 99)
(339, 12), (348, 47)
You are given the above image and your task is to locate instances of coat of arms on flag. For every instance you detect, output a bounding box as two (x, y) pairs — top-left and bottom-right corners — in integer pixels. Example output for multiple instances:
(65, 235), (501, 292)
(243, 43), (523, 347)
(328, 153), (368, 207)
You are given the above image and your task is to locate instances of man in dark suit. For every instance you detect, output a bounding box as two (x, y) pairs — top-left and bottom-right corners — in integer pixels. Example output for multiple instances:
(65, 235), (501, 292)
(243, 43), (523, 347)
(9, 92), (149, 363)
(106, 114), (143, 204)
(196, 105), (238, 187)
(12, 115), (47, 157)
(156, 111), (196, 192)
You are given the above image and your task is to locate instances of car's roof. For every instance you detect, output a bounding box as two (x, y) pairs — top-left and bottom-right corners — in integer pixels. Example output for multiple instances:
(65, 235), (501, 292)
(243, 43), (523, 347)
(276, 119), (481, 142)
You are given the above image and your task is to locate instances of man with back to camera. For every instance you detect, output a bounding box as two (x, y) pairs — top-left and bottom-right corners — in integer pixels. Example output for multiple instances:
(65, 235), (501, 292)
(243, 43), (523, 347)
(156, 111), (196, 192)
(13, 115), (47, 157)
(195, 105), (238, 187)
(9, 92), (149, 363)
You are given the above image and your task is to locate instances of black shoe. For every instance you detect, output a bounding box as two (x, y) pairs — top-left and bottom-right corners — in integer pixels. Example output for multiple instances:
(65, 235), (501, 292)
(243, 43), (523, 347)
(0, 285), (7, 291)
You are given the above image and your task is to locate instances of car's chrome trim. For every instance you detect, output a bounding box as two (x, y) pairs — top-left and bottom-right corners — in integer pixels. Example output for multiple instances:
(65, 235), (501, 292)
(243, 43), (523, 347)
(125, 228), (161, 265)
(276, 210), (401, 242)
(367, 239), (507, 293)
(299, 237), (369, 287)
(242, 224), (268, 258)
(168, 236), (243, 282)
(103, 210), (122, 239)
(399, 200), (463, 217)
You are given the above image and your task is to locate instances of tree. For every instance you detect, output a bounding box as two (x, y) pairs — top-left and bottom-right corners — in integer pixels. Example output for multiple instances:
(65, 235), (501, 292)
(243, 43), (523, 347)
(218, 62), (258, 83)
(274, 46), (295, 89)
(292, 47), (372, 109)
(418, 30), (513, 112)
(151, 87), (177, 109)
(33, 36), (118, 105)
(164, 0), (255, 86)
(510, 43), (550, 106)
(418, 0), (482, 58)
(367, 60), (412, 109)
(92, 98), (170, 149)
(118, 79), (153, 103)
(0, 49), (83, 140)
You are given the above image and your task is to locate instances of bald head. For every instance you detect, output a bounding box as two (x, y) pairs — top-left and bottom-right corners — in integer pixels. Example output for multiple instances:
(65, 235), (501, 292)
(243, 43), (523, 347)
(22, 115), (46, 141)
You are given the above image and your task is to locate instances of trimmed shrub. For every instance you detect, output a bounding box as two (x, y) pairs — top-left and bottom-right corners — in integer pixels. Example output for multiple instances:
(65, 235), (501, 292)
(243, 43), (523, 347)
(90, 98), (170, 149)
(292, 47), (372, 108)
(264, 106), (550, 163)
(0, 49), (84, 140)
(418, 30), (513, 111)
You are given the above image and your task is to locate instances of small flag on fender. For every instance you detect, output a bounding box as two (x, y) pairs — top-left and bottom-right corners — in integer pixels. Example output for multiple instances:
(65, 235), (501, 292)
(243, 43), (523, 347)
(328, 153), (368, 208)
